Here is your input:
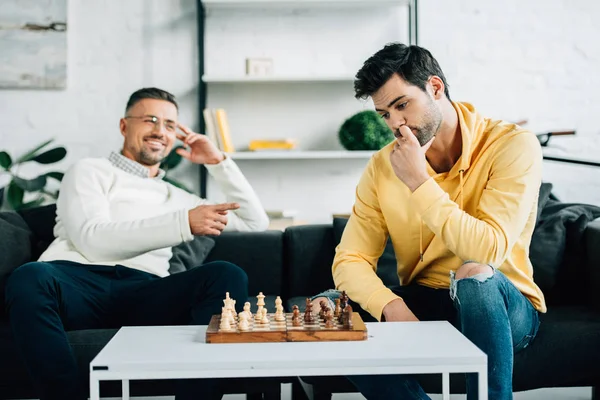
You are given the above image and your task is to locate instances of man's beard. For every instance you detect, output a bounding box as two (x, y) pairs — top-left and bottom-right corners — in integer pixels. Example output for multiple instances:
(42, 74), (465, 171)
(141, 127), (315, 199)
(138, 148), (166, 166)
(412, 100), (443, 146)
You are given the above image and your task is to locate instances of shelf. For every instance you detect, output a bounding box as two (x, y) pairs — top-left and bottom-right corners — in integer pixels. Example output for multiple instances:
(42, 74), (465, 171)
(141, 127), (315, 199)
(202, 75), (354, 83)
(229, 150), (375, 160)
(202, 0), (409, 10)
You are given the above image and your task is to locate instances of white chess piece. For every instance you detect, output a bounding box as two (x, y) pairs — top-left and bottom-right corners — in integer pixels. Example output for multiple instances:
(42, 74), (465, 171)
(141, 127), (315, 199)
(219, 307), (232, 331)
(256, 292), (266, 307)
(255, 292), (266, 322)
(260, 307), (269, 324)
(239, 312), (250, 331)
(243, 302), (252, 319)
(274, 296), (285, 321)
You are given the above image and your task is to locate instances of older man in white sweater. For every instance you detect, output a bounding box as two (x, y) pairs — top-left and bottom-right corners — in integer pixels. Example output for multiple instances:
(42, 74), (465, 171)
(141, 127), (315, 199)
(5, 88), (269, 400)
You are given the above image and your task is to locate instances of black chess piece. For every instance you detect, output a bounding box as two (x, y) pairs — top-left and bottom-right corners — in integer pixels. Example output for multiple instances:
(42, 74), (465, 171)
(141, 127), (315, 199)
(304, 299), (315, 323)
(343, 304), (353, 329)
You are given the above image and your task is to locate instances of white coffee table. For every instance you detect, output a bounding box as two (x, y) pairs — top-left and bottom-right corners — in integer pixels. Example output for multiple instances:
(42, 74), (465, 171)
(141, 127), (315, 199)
(89, 321), (487, 400)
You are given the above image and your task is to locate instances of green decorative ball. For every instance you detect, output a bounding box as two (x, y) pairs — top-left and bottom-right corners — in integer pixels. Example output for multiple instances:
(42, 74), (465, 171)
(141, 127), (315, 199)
(338, 110), (395, 151)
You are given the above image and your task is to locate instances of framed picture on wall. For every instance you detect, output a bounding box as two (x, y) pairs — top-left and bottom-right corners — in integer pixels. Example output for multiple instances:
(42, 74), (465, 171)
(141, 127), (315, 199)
(0, 0), (67, 89)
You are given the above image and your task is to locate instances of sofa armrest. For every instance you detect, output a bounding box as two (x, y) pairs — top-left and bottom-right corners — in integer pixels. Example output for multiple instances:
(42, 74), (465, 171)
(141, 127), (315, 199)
(584, 219), (600, 310)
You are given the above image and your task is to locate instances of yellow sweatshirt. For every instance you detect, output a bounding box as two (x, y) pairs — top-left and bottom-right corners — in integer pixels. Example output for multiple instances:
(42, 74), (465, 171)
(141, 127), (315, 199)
(333, 102), (546, 320)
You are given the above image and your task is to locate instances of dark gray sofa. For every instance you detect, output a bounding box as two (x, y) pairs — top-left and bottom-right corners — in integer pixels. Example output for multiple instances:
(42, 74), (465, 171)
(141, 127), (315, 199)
(1, 204), (600, 399)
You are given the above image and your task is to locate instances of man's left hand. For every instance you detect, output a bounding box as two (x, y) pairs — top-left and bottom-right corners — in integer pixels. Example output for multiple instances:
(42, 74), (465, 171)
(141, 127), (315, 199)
(390, 125), (432, 192)
(176, 124), (225, 165)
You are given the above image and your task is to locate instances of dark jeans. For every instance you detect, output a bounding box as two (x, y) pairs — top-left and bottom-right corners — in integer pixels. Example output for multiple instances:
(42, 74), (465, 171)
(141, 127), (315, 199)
(324, 270), (540, 400)
(4, 260), (248, 400)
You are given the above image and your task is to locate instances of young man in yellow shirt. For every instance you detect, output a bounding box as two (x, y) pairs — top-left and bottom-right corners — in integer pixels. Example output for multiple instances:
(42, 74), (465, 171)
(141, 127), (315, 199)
(313, 43), (545, 399)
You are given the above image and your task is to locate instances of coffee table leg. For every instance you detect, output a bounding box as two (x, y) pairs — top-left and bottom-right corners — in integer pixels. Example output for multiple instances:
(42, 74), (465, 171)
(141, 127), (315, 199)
(122, 379), (130, 400)
(478, 366), (488, 400)
(89, 374), (100, 400)
(442, 372), (450, 400)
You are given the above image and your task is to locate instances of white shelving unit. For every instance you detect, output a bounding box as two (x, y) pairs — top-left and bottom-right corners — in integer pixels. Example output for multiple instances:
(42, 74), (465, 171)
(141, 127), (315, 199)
(199, 0), (417, 220)
(203, 0), (410, 10)
(202, 75), (354, 83)
(229, 150), (375, 160)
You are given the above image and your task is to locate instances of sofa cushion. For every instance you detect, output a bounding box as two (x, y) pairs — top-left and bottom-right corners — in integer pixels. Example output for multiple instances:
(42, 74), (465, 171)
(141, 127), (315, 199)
(333, 217), (399, 287)
(17, 204), (57, 261)
(0, 212), (33, 314)
(169, 236), (216, 274)
(206, 230), (284, 297)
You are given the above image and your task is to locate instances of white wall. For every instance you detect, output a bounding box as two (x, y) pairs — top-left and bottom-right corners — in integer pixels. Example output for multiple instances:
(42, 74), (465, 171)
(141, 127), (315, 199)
(0, 0), (201, 193)
(419, 0), (600, 204)
(1, 0), (600, 220)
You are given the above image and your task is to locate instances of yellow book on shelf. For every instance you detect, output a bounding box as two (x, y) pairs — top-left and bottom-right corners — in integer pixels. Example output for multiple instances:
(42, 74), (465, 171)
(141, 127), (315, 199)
(214, 109), (235, 153)
(203, 108), (221, 150)
(248, 139), (297, 151)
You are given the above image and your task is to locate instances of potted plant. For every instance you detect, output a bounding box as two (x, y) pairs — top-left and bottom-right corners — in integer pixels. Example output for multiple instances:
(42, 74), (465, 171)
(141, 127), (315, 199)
(0, 139), (66, 211)
(338, 110), (394, 151)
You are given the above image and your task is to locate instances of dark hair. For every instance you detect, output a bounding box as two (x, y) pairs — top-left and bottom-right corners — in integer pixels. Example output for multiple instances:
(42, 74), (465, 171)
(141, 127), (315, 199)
(125, 87), (178, 114)
(354, 43), (450, 101)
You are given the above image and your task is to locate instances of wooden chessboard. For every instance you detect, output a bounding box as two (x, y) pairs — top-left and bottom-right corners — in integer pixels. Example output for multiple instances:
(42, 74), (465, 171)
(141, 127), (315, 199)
(205, 312), (368, 343)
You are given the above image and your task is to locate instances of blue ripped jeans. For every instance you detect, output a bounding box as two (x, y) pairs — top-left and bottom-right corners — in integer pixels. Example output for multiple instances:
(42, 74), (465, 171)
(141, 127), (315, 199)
(312, 269), (540, 400)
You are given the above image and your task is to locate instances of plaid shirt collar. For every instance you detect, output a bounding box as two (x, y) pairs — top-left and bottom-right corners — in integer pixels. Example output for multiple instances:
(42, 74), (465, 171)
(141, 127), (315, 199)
(108, 151), (166, 180)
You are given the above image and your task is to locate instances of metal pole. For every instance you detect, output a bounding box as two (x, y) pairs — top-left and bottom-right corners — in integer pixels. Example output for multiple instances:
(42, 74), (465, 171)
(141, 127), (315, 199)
(197, 0), (208, 198)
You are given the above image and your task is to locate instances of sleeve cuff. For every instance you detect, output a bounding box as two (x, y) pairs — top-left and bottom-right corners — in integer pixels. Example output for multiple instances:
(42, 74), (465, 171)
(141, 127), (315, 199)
(409, 178), (447, 215)
(179, 209), (194, 242)
(204, 155), (234, 175)
(366, 288), (402, 322)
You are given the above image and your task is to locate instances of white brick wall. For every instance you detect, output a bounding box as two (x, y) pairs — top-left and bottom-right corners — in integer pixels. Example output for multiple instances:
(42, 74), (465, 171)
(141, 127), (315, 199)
(1, 0), (599, 219)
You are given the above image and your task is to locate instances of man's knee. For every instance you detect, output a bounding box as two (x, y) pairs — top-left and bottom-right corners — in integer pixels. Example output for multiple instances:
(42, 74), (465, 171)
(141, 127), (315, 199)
(197, 261), (248, 287)
(5, 262), (57, 304)
(455, 262), (493, 281)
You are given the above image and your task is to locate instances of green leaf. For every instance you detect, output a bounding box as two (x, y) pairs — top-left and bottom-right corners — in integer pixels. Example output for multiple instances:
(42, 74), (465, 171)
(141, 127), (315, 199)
(160, 146), (184, 171)
(0, 187), (4, 208)
(0, 151), (12, 170)
(45, 171), (65, 181)
(15, 139), (54, 164)
(6, 182), (24, 210)
(32, 147), (67, 164)
(13, 175), (47, 191)
(20, 197), (46, 209)
(163, 176), (193, 193)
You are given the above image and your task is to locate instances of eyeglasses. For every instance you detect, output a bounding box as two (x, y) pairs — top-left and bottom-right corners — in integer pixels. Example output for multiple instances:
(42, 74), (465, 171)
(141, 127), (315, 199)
(125, 115), (177, 133)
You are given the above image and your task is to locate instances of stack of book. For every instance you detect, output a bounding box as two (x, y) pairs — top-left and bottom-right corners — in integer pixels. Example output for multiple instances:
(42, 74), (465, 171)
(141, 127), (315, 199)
(203, 108), (235, 153)
(248, 139), (296, 152)
(203, 108), (297, 153)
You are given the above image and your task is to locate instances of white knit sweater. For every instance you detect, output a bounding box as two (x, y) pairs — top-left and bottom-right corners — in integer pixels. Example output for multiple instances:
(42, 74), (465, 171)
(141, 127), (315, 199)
(38, 156), (269, 277)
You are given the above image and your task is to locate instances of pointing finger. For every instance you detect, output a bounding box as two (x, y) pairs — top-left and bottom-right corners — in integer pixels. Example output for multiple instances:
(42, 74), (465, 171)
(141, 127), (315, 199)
(212, 202), (240, 211)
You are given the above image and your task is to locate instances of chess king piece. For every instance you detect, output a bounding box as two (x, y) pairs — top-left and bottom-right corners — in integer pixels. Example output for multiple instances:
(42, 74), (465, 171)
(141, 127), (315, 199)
(340, 291), (349, 310)
(292, 305), (302, 327)
(274, 296), (285, 322)
(255, 292), (266, 322)
(224, 292), (236, 325)
(304, 298), (315, 323)
(254, 292), (265, 322)
(238, 312), (250, 331)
